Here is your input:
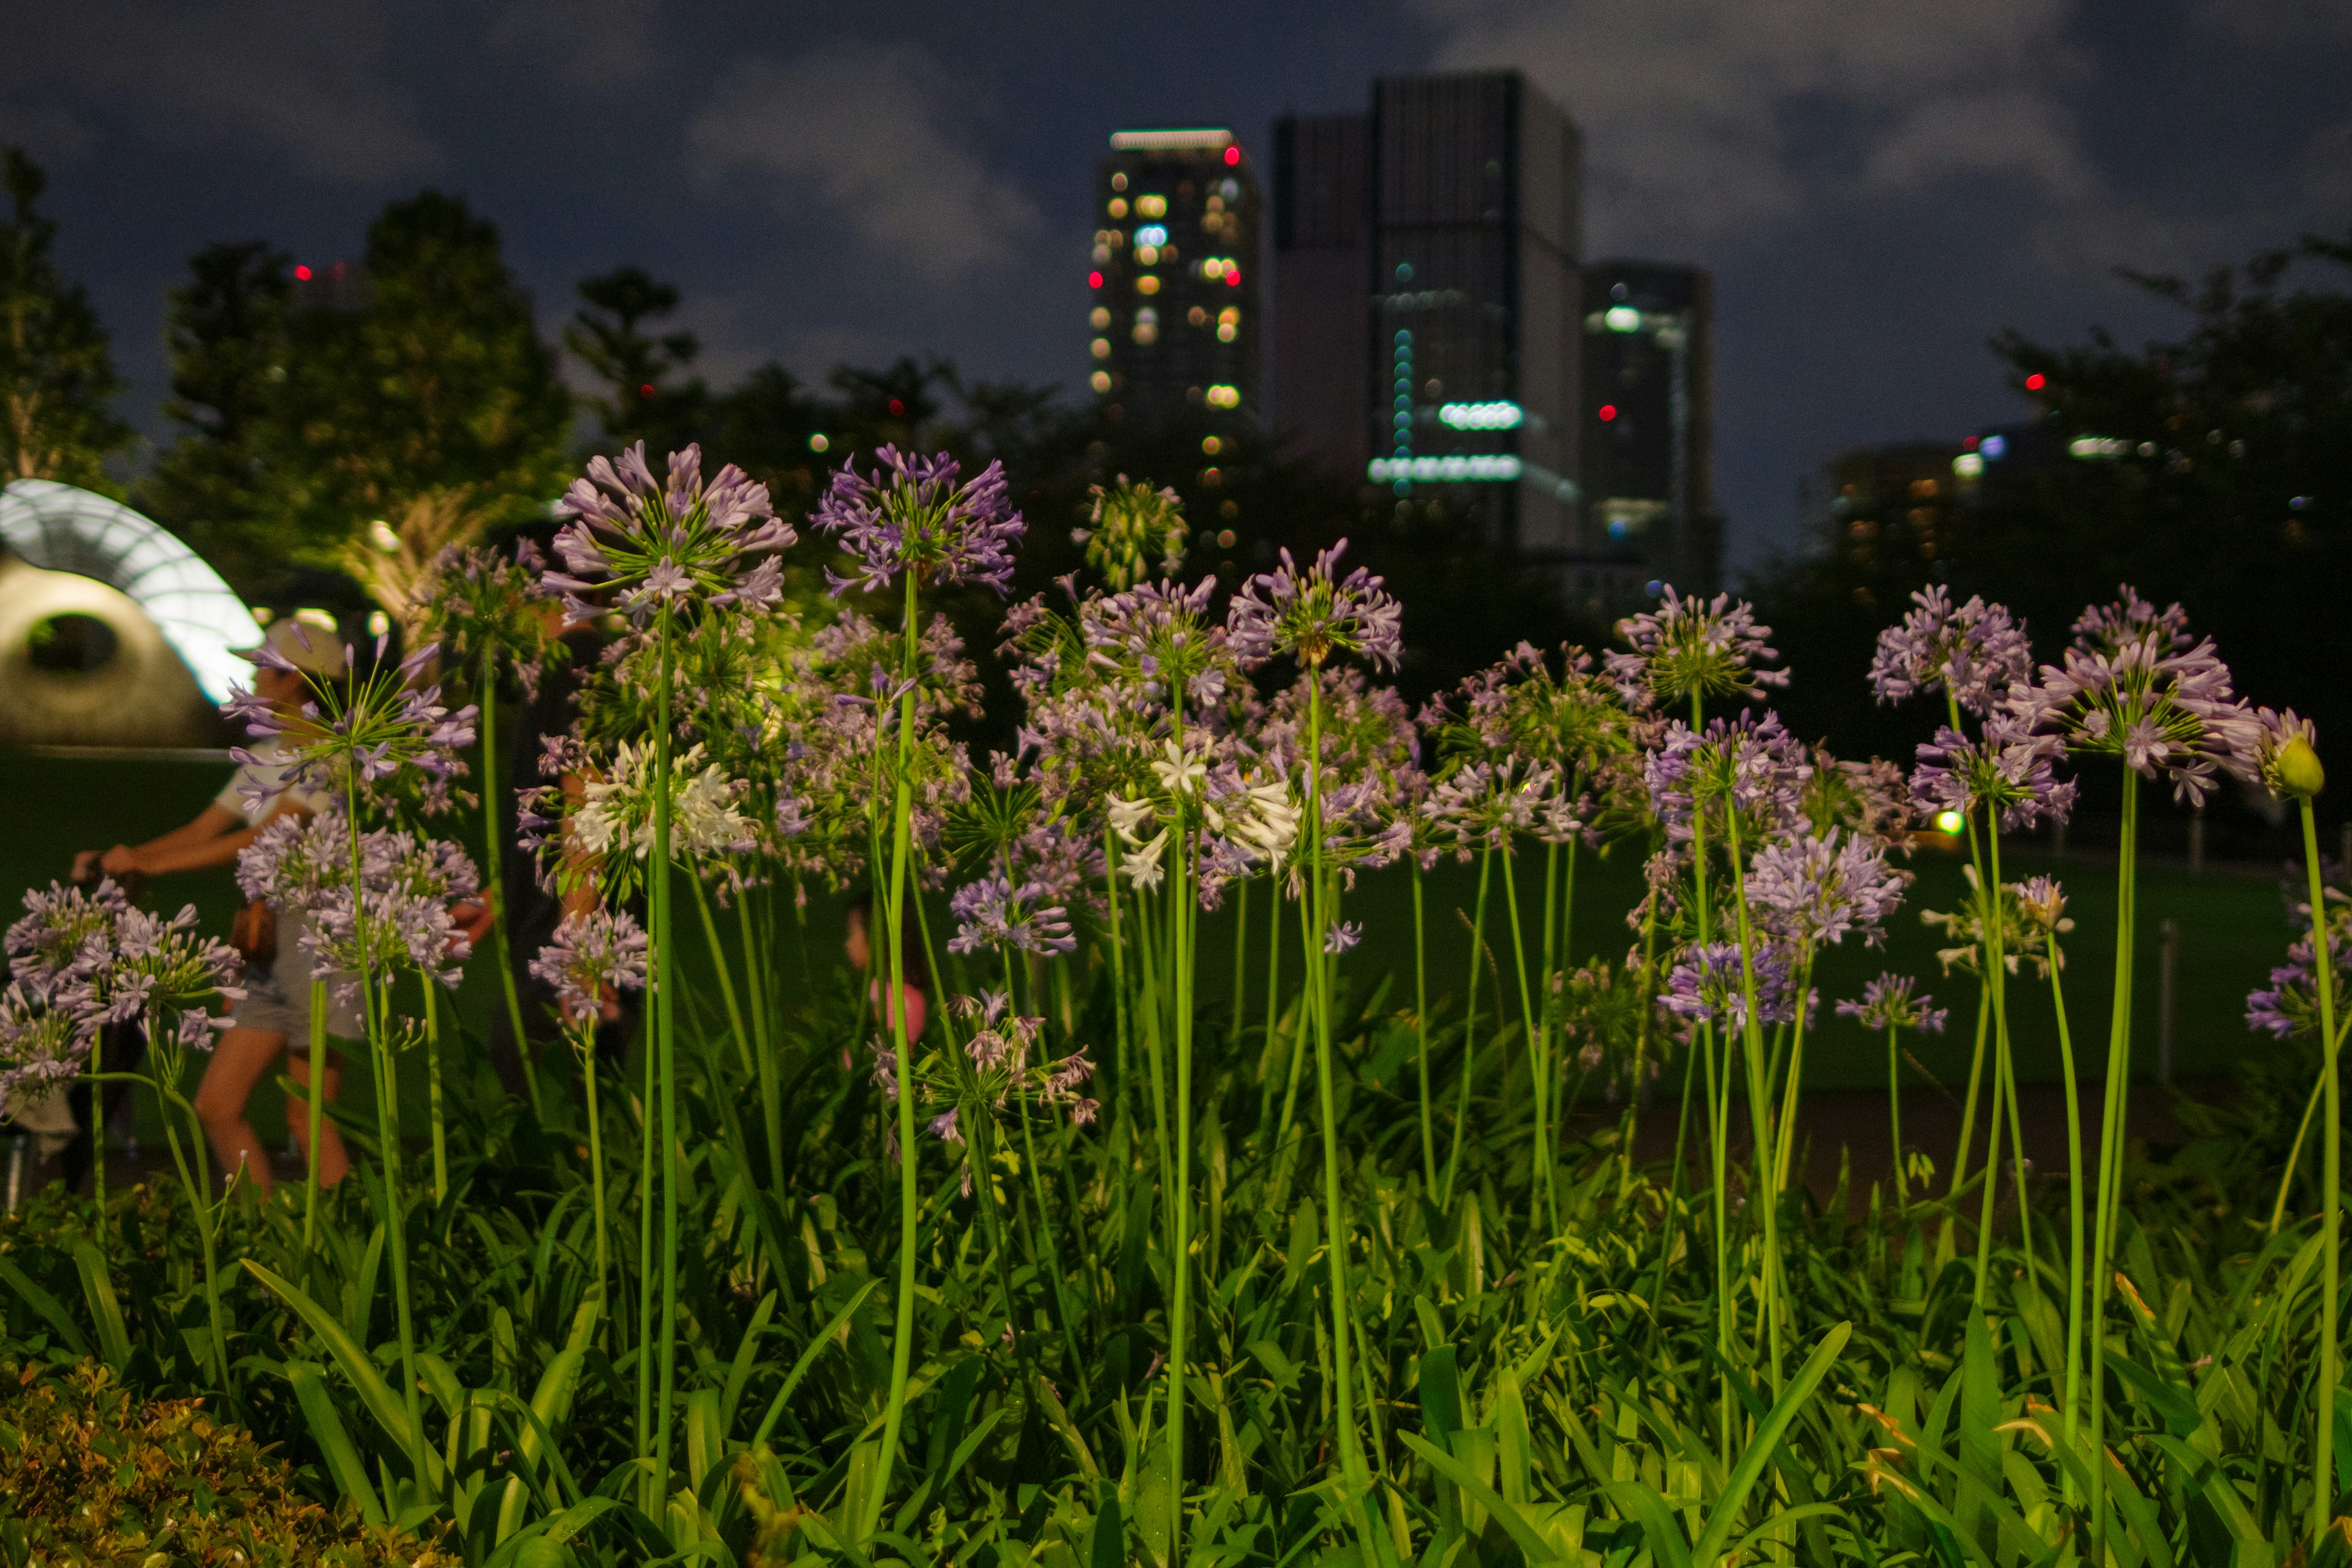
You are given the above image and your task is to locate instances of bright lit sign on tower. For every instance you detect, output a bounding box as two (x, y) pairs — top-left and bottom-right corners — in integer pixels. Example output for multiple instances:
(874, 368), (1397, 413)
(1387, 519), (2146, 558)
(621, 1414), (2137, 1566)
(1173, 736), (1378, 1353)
(1437, 401), (1523, 430)
(1366, 455), (1524, 483)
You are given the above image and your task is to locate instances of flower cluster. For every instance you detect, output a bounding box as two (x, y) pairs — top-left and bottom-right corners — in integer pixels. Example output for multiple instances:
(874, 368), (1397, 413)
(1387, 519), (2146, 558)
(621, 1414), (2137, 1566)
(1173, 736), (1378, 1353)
(1660, 940), (1804, 1031)
(815, 447), (1025, 597)
(530, 908), (651, 1020)
(1074, 478), (1186, 591)
(2246, 889), (2350, 1042)
(415, 538), (571, 700)
(547, 442), (793, 622)
(1745, 829), (1909, 949)
(1227, 543), (1403, 673)
(948, 874), (1076, 959)
(229, 628), (478, 818)
(1608, 589), (1788, 711)
(1643, 710), (1811, 847)
(1910, 722), (2076, 832)
(1836, 973), (1948, 1035)
(1868, 586), (2033, 717)
(298, 829), (480, 1000)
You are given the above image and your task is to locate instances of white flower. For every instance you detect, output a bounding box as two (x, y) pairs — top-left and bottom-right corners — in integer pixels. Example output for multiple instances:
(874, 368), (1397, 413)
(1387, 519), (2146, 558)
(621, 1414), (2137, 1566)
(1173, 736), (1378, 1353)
(1149, 738), (1207, 799)
(1107, 794), (1158, 846)
(1121, 830), (1169, 889)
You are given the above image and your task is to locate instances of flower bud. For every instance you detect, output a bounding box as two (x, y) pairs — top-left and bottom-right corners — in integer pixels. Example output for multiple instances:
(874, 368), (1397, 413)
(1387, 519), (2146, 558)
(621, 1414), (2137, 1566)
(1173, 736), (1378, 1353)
(2275, 736), (2326, 799)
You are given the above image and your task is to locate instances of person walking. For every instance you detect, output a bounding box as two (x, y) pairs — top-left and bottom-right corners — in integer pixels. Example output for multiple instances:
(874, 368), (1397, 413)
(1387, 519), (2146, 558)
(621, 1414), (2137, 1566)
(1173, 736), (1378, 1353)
(76, 620), (359, 1197)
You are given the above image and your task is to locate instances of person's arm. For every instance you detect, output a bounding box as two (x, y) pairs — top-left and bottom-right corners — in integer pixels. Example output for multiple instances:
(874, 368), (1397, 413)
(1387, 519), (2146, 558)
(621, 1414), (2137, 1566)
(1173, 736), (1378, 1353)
(77, 803), (241, 880)
(103, 800), (306, 878)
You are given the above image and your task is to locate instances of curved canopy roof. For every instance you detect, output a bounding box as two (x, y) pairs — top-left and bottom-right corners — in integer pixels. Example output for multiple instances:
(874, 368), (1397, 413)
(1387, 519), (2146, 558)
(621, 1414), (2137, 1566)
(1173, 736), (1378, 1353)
(0, 479), (263, 703)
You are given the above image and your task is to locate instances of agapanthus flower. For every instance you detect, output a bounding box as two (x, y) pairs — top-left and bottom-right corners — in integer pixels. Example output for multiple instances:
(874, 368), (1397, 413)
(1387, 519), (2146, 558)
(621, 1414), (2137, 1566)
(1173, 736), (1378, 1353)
(814, 446), (1026, 597)
(2005, 585), (2249, 807)
(1910, 720), (2076, 832)
(529, 908), (650, 1020)
(1607, 588), (1788, 711)
(300, 829), (480, 998)
(414, 537), (571, 701)
(0, 982), (92, 1112)
(1835, 973), (1948, 1035)
(1074, 477), (1186, 590)
(570, 741), (756, 871)
(1226, 541), (1403, 672)
(1324, 921), (1363, 955)
(2247, 885), (2350, 1042)
(235, 805), (350, 913)
(6, 878), (129, 993)
(1868, 586), (2033, 717)
(1643, 710), (1811, 846)
(63, 904), (242, 1055)
(1745, 829), (1910, 949)
(948, 873), (1076, 958)
(1918, 865), (2044, 976)
(228, 626), (477, 817)
(1801, 751), (1913, 853)
(2234, 706), (2325, 802)
(1084, 577), (1237, 722)
(546, 442), (793, 622)
(1660, 939), (1803, 1030)
(1422, 757), (1558, 858)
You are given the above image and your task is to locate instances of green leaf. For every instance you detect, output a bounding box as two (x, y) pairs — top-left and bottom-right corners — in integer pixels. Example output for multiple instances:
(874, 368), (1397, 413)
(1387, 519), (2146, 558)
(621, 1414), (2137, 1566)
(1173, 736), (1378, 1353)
(1398, 1431), (1564, 1566)
(285, 1359), (388, 1529)
(241, 1257), (441, 1493)
(69, 1241), (128, 1373)
(0, 1256), (89, 1359)
(1090, 1485), (1125, 1568)
(718, 1289), (776, 1438)
(1687, 1321), (1852, 1567)
(1598, 1477), (1695, 1568)
(750, 1278), (880, 1452)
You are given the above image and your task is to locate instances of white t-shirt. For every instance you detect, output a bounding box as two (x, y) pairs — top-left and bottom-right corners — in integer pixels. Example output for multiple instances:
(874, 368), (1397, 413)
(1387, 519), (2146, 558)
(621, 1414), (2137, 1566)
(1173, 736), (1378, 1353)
(213, 739), (331, 827)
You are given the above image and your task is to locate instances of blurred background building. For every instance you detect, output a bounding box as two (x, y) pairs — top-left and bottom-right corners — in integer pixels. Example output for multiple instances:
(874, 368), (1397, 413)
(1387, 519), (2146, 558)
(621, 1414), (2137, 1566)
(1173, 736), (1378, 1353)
(1803, 440), (1974, 570)
(1578, 261), (1721, 605)
(1089, 129), (1260, 431)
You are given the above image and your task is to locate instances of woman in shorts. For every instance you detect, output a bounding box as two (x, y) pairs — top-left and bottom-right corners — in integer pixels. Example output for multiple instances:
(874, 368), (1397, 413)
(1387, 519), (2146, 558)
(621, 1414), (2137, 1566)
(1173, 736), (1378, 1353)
(78, 621), (358, 1197)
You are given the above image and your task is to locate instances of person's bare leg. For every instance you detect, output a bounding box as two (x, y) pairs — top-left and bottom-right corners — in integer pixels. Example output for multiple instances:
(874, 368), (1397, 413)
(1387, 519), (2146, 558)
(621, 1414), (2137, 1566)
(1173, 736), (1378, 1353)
(192, 1026), (287, 1199)
(286, 1054), (349, 1186)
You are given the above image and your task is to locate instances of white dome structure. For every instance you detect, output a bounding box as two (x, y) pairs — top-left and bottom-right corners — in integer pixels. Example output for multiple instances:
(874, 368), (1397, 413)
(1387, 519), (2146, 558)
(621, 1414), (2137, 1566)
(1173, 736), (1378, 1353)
(0, 479), (263, 706)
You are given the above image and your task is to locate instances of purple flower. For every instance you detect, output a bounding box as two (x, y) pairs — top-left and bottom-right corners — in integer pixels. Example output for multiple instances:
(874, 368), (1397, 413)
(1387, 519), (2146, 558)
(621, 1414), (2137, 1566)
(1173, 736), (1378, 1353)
(1746, 830), (1910, 948)
(65, 904), (242, 1052)
(232, 636), (478, 820)
(1869, 586), (2034, 717)
(1607, 588), (1788, 710)
(6, 878), (129, 992)
(2247, 889), (2350, 1041)
(530, 908), (651, 1020)
(948, 873), (1076, 959)
(1661, 939), (1801, 1030)
(549, 442), (794, 622)
(1324, 921), (1363, 954)
(1643, 710), (1811, 846)
(1836, 973), (1947, 1034)
(415, 539), (572, 702)
(1910, 721), (2077, 832)
(2005, 586), (2248, 807)
(813, 447), (1025, 597)
(1226, 541), (1403, 673)
(0, 982), (92, 1113)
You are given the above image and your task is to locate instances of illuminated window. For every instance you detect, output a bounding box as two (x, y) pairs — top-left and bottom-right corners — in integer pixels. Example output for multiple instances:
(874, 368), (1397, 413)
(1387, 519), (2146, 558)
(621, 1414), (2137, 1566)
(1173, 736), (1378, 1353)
(808, 432), (829, 453)
(1216, 528), (1235, 548)
(1201, 435), (1221, 454)
(1205, 195), (1224, 213)
(1604, 305), (1641, 332)
(1137, 194), (1167, 217)
(1090, 370), (1113, 393)
(1091, 306), (1111, 329)
(1135, 225), (1167, 246)
(1091, 337), (1112, 358)
(1111, 172), (1128, 191)
(1135, 245), (1158, 265)
(1200, 467), (1221, 485)
(1133, 322), (1158, 344)
(1218, 306), (1240, 325)
(1204, 384), (1241, 409)
(1220, 179), (1239, 200)
(1217, 323), (1237, 342)
(1187, 306), (1207, 326)
(1136, 276), (1160, 295)
(1951, 453), (1985, 478)
(1107, 198), (1129, 219)
(1091, 244), (1110, 265)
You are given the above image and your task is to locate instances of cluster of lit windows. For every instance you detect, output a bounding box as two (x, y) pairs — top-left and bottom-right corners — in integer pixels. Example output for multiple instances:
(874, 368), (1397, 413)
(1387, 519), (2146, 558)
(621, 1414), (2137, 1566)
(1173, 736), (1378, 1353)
(1135, 193), (1168, 217)
(1133, 307), (1158, 345)
(1367, 455), (1523, 482)
(1438, 401), (1522, 430)
(1390, 331), (1414, 462)
(1194, 257), (1242, 285)
(1204, 385), (1241, 409)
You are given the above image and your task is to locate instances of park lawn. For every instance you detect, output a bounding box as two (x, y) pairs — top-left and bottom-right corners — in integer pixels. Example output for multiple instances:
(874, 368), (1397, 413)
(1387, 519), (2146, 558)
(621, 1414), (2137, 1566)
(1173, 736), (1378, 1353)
(1, 748), (2295, 1155)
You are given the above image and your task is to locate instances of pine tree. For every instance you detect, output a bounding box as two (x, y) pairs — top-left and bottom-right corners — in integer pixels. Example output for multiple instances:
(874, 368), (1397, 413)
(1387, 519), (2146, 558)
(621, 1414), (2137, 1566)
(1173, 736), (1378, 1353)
(0, 148), (130, 491)
(138, 240), (293, 590)
(565, 265), (709, 456)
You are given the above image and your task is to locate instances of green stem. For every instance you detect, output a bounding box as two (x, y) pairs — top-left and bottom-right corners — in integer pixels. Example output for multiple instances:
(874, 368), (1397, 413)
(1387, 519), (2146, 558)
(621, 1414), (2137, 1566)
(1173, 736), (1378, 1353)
(422, 979), (447, 1206)
(1412, 861), (1436, 1193)
(744, 891), (785, 1196)
(2089, 769), (2138, 1553)
(2303, 796), (2340, 1544)
(1231, 875), (1249, 1055)
(1886, 1023), (1905, 1208)
(304, 978), (328, 1249)
(480, 646), (541, 1120)
(575, 1026), (611, 1321)
(1723, 807), (1785, 1396)
(869, 571), (924, 1535)
(687, 865), (752, 1076)
(1442, 850), (1493, 1210)
(650, 606), (680, 1511)
(1498, 846), (1553, 1236)
(2048, 942), (2085, 1502)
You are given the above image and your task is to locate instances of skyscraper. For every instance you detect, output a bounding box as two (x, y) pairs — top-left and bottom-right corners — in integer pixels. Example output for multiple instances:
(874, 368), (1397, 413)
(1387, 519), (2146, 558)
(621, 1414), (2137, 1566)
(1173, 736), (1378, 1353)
(1273, 72), (1583, 554)
(1088, 129), (1260, 429)
(1579, 261), (1721, 600)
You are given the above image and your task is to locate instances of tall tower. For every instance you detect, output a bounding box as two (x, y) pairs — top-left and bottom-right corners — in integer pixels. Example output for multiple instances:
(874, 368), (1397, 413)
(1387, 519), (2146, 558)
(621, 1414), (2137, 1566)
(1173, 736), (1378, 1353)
(1578, 260), (1719, 603)
(1088, 129), (1261, 429)
(1364, 72), (1583, 553)
(1270, 112), (1371, 475)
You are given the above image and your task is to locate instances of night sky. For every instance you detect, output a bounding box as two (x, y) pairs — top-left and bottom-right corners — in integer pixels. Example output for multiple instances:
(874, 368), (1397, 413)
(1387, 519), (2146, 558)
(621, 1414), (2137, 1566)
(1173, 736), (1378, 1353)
(7, 0), (2348, 568)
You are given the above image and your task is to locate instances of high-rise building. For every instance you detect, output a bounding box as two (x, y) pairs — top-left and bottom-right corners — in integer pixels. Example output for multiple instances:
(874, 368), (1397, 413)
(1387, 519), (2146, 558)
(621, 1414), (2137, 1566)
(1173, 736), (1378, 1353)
(1272, 73), (1583, 554)
(1088, 129), (1260, 429)
(1579, 261), (1720, 600)
(1270, 113), (1371, 476)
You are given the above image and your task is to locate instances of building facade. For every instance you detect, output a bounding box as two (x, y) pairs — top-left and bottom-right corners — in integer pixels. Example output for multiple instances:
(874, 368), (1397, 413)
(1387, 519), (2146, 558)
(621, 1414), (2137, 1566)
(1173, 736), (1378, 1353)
(1270, 112), (1372, 477)
(1578, 260), (1720, 601)
(1804, 440), (1977, 570)
(1088, 129), (1261, 430)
